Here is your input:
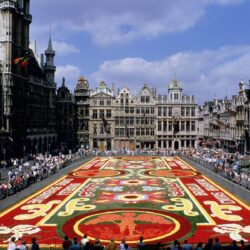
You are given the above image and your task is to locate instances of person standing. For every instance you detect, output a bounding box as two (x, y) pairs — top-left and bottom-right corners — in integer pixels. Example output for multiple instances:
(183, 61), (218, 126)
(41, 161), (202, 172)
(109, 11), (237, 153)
(62, 235), (72, 250)
(106, 239), (116, 250)
(212, 238), (222, 250)
(31, 238), (40, 250)
(7, 237), (16, 250)
(80, 234), (89, 249)
(137, 236), (145, 249)
(71, 237), (81, 250)
(120, 239), (126, 250)
(182, 240), (192, 250)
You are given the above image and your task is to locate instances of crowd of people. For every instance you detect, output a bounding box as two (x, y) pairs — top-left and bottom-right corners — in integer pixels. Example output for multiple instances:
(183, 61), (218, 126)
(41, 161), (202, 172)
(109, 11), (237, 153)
(181, 148), (250, 190)
(0, 151), (82, 199)
(1, 146), (249, 199)
(7, 235), (250, 250)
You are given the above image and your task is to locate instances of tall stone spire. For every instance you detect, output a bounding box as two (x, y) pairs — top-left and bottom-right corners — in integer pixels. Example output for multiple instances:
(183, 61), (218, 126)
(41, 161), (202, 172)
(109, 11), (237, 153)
(44, 34), (56, 85)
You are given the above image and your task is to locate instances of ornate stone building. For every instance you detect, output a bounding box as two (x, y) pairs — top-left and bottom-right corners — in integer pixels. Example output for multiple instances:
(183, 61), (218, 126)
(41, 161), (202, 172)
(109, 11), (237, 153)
(0, 0), (57, 158)
(198, 81), (250, 154)
(56, 78), (75, 151)
(156, 79), (198, 150)
(74, 77), (90, 149)
(134, 84), (157, 149)
(88, 81), (114, 150)
(114, 87), (135, 150)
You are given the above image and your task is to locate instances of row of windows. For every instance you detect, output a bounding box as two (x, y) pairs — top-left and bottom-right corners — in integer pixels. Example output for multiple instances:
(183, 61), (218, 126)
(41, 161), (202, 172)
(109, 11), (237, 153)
(181, 107), (196, 116)
(158, 121), (196, 132)
(136, 107), (155, 114)
(92, 110), (112, 119)
(157, 107), (172, 117)
(115, 117), (134, 126)
(157, 140), (195, 147)
(115, 107), (135, 114)
(114, 128), (156, 137)
(91, 99), (112, 106)
(141, 96), (151, 103)
(115, 128), (135, 137)
(157, 107), (196, 117)
(114, 117), (155, 126)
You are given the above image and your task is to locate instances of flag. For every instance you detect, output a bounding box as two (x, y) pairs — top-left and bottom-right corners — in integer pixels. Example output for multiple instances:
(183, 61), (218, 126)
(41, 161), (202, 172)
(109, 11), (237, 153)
(13, 51), (34, 68)
(14, 56), (30, 67)
(20, 57), (29, 67)
(125, 121), (130, 138)
(101, 116), (109, 132)
(14, 57), (24, 65)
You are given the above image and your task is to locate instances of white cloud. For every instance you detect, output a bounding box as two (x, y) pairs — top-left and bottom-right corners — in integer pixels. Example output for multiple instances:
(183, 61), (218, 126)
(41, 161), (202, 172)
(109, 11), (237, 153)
(53, 41), (80, 55)
(89, 45), (250, 103)
(56, 65), (81, 90)
(31, 0), (245, 46)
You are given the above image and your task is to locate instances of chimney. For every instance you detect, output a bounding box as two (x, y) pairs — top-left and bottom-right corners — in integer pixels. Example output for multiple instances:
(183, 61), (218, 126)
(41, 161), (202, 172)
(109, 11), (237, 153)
(112, 83), (115, 92)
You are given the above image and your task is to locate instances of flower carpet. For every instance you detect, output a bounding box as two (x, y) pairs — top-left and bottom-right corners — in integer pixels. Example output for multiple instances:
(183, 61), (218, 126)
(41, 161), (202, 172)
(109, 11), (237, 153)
(0, 156), (249, 246)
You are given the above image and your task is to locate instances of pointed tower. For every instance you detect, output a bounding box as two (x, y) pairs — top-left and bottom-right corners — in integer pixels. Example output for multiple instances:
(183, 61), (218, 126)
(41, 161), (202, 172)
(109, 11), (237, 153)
(44, 36), (56, 85)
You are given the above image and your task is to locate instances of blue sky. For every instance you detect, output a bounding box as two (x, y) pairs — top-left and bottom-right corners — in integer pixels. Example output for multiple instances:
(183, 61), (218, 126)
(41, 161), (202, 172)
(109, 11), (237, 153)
(30, 0), (250, 103)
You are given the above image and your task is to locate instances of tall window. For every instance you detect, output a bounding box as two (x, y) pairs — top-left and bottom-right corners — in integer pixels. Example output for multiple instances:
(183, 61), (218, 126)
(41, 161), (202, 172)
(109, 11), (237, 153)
(125, 107), (129, 113)
(100, 124), (104, 134)
(99, 110), (104, 119)
(141, 128), (145, 136)
(181, 121), (185, 131)
(191, 107), (195, 116)
(181, 107), (185, 116)
(106, 110), (112, 118)
(93, 110), (98, 119)
(186, 121), (190, 131)
(168, 121), (172, 131)
(136, 128), (140, 136)
(163, 107), (167, 116)
(93, 124), (97, 134)
(158, 107), (162, 116)
(158, 121), (162, 131)
(191, 121), (196, 131)
(100, 99), (104, 106)
(163, 121), (167, 132)
(168, 107), (172, 117)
